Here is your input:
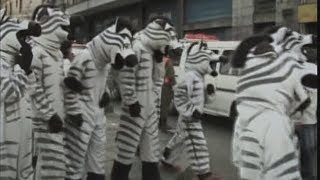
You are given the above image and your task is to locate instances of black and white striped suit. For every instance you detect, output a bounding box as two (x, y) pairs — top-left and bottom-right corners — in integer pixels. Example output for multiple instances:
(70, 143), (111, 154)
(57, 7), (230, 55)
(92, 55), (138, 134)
(29, 6), (71, 180)
(64, 49), (108, 179)
(169, 71), (211, 175)
(0, 60), (35, 180)
(115, 39), (162, 164)
(30, 45), (67, 180)
(0, 12), (38, 180)
(64, 18), (136, 178)
(232, 52), (308, 180)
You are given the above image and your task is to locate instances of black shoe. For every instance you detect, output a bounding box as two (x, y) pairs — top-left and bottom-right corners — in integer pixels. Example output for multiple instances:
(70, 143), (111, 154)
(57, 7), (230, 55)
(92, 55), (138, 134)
(111, 160), (132, 180)
(142, 161), (161, 180)
(87, 172), (104, 180)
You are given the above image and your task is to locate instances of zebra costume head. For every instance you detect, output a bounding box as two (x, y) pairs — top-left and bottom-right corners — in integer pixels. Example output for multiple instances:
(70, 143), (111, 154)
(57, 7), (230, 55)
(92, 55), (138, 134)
(87, 17), (137, 70)
(279, 30), (316, 63)
(185, 41), (223, 76)
(31, 5), (71, 50)
(0, 8), (41, 66)
(140, 17), (181, 56)
(231, 26), (294, 68)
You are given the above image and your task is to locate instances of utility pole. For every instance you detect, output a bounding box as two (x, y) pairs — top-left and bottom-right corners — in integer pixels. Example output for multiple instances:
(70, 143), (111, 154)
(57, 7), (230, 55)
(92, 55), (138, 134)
(177, 0), (184, 39)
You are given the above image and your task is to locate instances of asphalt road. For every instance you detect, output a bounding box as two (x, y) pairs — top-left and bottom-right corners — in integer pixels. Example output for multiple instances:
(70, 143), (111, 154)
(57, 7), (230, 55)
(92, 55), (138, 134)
(103, 105), (239, 180)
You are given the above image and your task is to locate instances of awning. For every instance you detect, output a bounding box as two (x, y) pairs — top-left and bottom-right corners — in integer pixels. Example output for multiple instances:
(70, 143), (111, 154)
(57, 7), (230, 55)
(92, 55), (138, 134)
(298, 3), (317, 23)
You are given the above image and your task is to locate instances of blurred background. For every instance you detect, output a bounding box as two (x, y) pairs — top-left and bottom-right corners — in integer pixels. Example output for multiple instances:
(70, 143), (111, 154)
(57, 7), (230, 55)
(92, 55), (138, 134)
(0, 0), (317, 43)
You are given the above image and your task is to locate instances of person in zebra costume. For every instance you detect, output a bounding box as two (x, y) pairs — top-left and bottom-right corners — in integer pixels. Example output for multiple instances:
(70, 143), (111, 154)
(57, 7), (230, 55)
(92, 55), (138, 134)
(293, 60), (317, 180)
(110, 17), (181, 180)
(288, 33), (317, 180)
(160, 41), (223, 180)
(155, 27), (182, 132)
(231, 26), (316, 180)
(29, 5), (72, 180)
(0, 8), (41, 180)
(63, 17), (137, 180)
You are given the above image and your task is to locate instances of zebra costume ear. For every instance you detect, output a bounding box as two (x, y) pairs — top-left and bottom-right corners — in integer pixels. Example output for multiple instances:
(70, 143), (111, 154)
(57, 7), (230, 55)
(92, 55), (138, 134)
(111, 17), (134, 35)
(231, 35), (273, 68)
(199, 40), (208, 50)
(301, 74), (318, 89)
(186, 41), (200, 55)
(150, 16), (172, 30)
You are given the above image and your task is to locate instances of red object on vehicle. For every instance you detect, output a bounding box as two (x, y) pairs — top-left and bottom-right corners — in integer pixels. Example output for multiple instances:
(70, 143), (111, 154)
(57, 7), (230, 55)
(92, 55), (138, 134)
(184, 33), (218, 40)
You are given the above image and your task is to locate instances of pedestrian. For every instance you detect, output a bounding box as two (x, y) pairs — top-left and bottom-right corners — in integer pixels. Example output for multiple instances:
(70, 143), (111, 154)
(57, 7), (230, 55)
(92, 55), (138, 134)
(111, 17), (181, 180)
(159, 55), (177, 132)
(30, 5), (72, 179)
(0, 8), (41, 180)
(63, 17), (137, 180)
(231, 26), (315, 180)
(161, 41), (221, 180)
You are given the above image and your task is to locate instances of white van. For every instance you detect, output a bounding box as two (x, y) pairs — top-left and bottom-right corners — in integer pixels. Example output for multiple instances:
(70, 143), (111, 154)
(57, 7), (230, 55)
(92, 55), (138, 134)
(173, 39), (240, 120)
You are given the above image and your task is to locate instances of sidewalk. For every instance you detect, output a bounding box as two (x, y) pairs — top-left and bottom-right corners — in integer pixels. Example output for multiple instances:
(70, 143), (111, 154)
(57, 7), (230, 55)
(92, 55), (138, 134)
(104, 104), (197, 180)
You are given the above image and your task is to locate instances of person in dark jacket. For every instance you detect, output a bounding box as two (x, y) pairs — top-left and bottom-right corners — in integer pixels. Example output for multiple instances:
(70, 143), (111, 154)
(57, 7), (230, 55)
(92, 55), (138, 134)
(159, 55), (177, 131)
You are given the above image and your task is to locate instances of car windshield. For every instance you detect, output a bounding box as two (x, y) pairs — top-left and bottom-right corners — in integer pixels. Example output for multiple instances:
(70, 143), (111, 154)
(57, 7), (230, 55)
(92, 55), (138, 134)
(219, 50), (241, 76)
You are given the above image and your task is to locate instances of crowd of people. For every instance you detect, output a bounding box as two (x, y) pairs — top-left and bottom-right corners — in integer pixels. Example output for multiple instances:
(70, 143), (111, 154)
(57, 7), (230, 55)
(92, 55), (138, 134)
(0, 3), (317, 180)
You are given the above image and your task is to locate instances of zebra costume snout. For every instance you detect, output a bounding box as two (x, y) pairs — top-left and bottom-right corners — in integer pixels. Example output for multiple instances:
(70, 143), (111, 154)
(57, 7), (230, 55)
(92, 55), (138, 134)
(26, 21), (42, 37)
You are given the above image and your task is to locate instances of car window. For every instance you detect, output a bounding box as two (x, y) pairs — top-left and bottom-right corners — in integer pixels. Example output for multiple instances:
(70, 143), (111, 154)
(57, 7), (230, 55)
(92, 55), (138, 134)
(219, 50), (240, 76)
(211, 49), (219, 54)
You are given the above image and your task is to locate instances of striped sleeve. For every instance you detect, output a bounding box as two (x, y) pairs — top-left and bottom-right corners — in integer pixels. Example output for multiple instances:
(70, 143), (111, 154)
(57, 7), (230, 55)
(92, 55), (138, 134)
(64, 58), (85, 115)
(29, 53), (55, 120)
(0, 60), (28, 102)
(173, 75), (196, 117)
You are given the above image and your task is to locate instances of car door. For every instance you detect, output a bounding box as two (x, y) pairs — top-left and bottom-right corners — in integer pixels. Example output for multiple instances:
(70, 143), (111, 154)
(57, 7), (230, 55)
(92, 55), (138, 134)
(208, 50), (239, 117)
(203, 49), (220, 115)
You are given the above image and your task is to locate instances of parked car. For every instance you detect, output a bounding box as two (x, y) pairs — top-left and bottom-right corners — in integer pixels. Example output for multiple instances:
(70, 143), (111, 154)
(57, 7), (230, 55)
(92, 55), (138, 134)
(174, 39), (241, 120)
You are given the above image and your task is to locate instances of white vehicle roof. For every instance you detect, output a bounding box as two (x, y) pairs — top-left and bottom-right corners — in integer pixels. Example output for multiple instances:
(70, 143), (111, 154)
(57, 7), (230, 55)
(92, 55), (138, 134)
(179, 39), (240, 50)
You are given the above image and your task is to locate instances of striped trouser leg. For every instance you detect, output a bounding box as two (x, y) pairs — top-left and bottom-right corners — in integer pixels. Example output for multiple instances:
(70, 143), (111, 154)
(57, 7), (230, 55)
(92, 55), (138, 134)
(17, 117), (34, 180)
(34, 131), (66, 180)
(238, 111), (301, 180)
(166, 124), (184, 150)
(18, 97), (34, 180)
(0, 119), (20, 179)
(86, 117), (107, 174)
(164, 121), (185, 164)
(183, 121), (211, 175)
(140, 110), (160, 162)
(263, 118), (301, 180)
(115, 107), (145, 165)
(65, 120), (95, 179)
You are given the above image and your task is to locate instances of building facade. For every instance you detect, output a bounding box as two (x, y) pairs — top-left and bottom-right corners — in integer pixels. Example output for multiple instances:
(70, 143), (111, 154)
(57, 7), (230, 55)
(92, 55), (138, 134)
(0, 0), (64, 19)
(1, 0), (316, 41)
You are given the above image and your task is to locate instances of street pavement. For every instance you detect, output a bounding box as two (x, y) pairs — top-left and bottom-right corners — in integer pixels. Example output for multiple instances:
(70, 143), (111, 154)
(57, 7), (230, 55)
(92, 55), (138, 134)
(104, 104), (238, 180)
